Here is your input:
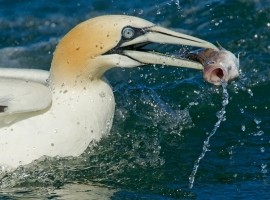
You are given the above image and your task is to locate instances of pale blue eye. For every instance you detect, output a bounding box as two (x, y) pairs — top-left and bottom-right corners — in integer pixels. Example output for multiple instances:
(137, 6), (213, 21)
(122, 27), (135, 39)
(207, 61), (216, 65)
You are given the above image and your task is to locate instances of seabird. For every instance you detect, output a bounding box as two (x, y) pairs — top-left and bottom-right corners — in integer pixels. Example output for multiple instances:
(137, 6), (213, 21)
(0, 15), (218, 169)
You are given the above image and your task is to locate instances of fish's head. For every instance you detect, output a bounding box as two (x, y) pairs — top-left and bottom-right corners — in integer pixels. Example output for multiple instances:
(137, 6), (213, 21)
(202, 49), (239, 85)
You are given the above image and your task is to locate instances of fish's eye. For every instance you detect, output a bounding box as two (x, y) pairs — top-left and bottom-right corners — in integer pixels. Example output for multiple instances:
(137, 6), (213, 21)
(122, 27), (135, 39)
(207, 60), (216, 65)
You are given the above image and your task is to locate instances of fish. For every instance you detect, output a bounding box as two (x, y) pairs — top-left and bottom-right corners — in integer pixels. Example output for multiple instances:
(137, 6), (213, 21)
(187, 48), (240, 85)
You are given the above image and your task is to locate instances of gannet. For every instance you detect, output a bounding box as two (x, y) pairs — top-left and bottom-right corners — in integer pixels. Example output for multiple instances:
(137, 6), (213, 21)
(0, 15), (218, 169)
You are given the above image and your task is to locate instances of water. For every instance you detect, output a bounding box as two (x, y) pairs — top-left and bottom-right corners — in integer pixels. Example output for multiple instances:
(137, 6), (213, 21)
(1, 0), (270, 199)
(189, 82), (228, 189)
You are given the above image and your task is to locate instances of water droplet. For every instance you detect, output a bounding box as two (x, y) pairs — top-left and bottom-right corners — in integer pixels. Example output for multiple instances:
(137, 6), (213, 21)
(253, 130), (264, 136)
(254, 118), (261, 124)
(261, 164), (267, 174)
(99, 92), (106, 98)
(216, 109), (226, 118)
(138, 9), (144, 15)
(260, 147), (265, 153)
(247, 89), (253, 96)
(106, 120), (111, 130)
(189, 102), (198, 106)
(222, 99), (229, 106)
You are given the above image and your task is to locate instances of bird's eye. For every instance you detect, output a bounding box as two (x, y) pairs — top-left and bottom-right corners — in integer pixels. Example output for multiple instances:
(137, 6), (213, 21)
(122, 27), (135, 39)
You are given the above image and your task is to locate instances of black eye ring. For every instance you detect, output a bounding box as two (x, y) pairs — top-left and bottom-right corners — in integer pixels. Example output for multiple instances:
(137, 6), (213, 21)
(122, 27), (135, 39)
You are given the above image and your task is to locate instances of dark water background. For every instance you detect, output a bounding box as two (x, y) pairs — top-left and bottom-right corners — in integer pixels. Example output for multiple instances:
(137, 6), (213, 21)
(0, 0), (269, 199)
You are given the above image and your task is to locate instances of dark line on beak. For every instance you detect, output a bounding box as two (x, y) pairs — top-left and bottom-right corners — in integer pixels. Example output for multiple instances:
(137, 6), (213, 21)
(122, 54), (146, 65)
(151, 30), (203, 44)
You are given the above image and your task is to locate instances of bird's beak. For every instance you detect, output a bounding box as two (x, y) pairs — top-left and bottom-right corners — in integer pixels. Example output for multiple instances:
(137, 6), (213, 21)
(119, 25), (218, 70)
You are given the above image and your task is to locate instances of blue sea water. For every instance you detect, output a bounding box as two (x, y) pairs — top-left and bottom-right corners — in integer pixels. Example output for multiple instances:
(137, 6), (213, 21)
(0, 0), (269, 199)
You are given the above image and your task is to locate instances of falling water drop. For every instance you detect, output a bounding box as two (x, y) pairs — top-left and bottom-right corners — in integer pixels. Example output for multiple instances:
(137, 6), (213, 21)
(189, 82), (229, 189)
(247, 88), (253, 96)
(254, 118), (261, 125)
(261, 164), (267, 174)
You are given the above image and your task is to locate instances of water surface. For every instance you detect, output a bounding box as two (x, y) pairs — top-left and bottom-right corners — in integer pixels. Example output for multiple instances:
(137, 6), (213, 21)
(0, 0), (269, 199)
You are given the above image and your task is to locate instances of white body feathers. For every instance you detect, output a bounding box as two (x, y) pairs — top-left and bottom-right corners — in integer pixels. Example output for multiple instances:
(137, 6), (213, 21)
(0, 69), (115, 169)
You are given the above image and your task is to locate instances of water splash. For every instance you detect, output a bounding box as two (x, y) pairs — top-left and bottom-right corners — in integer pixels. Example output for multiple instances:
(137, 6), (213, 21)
(188, 82), (229, 189)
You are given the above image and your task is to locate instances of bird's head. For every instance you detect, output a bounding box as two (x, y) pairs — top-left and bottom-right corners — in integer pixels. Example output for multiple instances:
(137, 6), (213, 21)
(51, 15), (218, 85)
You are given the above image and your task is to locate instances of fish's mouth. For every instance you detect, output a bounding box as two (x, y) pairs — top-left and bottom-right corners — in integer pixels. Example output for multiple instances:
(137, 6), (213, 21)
(203, 64), (229, 85)
(214, 68), (225, 79)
